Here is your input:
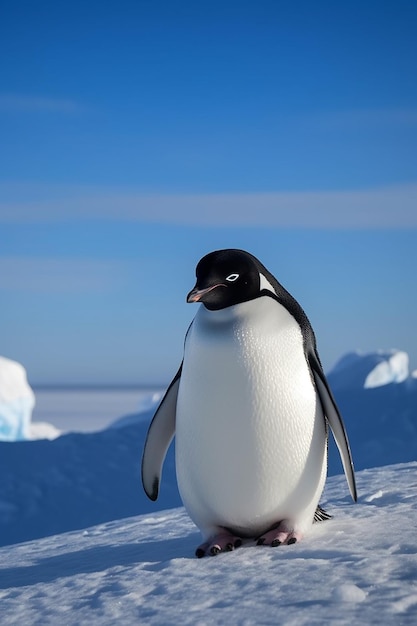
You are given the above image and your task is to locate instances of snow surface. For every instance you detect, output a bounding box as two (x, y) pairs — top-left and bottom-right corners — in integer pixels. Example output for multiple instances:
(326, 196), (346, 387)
(0, 463), (416, 625)
(0, 356), (35, 441)
(0, 412), (180, 548)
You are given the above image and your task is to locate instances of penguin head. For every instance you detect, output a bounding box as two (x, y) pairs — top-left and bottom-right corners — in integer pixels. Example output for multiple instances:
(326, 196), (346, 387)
(187, 249), (262, 311)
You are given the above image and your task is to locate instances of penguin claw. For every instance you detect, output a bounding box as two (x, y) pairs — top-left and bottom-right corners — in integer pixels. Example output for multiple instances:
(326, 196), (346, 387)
(196, 532), (242, 557)
(256, 524), (302, 547)
(195, 545), (208, 558)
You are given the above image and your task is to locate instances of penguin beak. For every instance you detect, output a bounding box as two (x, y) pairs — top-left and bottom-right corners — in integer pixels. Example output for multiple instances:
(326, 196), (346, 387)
(186, 284), (225, 303)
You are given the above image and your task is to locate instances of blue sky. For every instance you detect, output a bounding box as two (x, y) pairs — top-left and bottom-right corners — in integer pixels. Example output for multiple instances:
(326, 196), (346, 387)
(1, 0), (416, 385)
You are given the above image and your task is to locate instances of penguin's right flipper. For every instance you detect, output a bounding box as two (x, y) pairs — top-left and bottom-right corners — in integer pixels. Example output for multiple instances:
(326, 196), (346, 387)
(309, 352), (357, 503)
(141, 364), (182, 501)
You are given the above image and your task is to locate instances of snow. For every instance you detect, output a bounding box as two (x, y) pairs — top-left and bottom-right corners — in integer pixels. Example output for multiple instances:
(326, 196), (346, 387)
(326, 349), (417, 473)
(0, 417), (180, 547)
(364, 350), (409, 388)
(29, 420), (61, 440)
(0, 356), (35, 441)
(328, 349), (410, 389)
(0, 463), (416, 625)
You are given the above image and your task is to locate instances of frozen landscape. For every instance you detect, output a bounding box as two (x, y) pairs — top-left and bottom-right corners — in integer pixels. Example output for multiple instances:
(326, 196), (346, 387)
(0, 350), (416, 624)
(2, 0), (416, 622)
(0, 463), (416, 625)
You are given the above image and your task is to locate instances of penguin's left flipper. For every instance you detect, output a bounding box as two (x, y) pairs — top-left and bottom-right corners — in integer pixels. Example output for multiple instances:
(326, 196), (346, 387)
(141, 364), (182, 501)
(309, 352), (358, 503)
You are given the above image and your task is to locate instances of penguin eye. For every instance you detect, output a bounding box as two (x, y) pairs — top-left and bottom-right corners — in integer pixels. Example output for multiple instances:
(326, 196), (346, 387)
(226, 273), (239, 282)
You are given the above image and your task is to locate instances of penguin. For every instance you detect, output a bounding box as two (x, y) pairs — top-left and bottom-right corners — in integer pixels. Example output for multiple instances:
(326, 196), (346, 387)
(142, 249), (357, 557)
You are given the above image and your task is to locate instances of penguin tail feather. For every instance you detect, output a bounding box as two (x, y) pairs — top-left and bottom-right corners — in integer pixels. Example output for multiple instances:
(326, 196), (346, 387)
(313, 505), (333, 523)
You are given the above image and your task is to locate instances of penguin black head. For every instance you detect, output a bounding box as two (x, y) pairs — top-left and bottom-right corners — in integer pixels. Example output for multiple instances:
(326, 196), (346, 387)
(186, 249), (263, 311)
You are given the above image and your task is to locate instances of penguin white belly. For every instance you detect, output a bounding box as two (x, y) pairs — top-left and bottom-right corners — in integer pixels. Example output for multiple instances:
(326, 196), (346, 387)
(175, 297), (327, 538)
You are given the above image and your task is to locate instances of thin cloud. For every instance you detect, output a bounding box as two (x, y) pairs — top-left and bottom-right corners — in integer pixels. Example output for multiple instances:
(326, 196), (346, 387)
(313, 108), (417, 131)
(0, 183), (416, 228)
(0, 258), (128, 293)
(0, 94), (83, 114)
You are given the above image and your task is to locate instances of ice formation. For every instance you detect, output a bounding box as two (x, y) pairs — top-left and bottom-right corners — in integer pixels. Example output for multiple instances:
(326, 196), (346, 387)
(364, 351), (409, 388)
(0, 356), (35, 441)
(328, 349), (410, 390)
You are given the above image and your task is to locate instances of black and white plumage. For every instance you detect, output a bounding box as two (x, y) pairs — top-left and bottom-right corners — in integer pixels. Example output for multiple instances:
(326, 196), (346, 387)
(142, 249), (356, 556)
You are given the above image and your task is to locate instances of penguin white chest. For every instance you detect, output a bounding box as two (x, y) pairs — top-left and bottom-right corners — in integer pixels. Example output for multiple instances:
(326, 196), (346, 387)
(175, 297), (327, 536)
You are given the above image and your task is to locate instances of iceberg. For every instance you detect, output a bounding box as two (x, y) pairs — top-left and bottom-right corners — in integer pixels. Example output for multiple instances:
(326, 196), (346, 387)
(0, 356), (35, 441)
(326, 349), (417, 476)
(364, 350), (409, 388)
(328, 349), (410, 390)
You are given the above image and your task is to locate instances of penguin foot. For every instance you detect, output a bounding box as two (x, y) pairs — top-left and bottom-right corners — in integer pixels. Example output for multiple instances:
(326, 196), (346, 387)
(195, 532), (243, 558)
(256, 523), (302, 547)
